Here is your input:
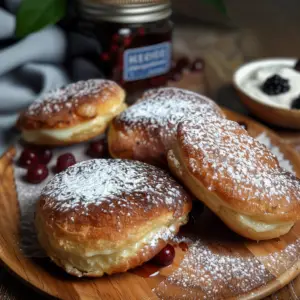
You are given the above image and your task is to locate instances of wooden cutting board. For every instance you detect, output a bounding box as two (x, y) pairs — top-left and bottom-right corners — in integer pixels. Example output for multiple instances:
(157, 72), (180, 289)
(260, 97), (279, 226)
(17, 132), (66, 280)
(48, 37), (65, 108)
(1, 109), (300, 300)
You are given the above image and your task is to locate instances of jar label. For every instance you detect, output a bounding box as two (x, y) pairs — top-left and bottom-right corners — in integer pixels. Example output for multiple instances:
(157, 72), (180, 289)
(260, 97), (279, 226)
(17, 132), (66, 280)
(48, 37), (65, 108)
(123, 42), (171, 81)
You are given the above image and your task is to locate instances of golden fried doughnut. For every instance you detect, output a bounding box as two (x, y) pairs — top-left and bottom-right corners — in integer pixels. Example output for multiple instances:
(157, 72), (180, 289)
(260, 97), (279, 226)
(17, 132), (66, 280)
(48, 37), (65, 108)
(168, 118), (300, 240)
(35, 159), (192, 277)
(17, 80), (126, 145)
(108, 87), (224, 167)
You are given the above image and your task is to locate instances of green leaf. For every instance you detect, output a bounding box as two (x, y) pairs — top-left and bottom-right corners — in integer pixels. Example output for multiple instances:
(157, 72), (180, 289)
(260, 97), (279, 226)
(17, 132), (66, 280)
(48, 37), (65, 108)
(15, 0), (67, 38)
(203, 0), (227, 14)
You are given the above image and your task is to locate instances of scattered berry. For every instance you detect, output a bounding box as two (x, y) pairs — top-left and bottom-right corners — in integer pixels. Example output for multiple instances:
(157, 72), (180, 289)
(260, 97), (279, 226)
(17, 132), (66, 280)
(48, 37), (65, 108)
(261, 74), (290, 95)
(191, 58), (205, 72)
(111, 44), (118, 52)
(101, 53), (110, 61)
(294, 59), (300, 72)
(112, 33), (119, 42)
(150, 75), (167, 87)
(38, 149), (52, 164)
(124, 37), (131, 47)
(18, 149), (39, 168)
(291, 96), (300, 109)
(152, 244), (175, 267)
(238, 121), (248, 131)
(138, 27), (145, 36)
(176, 57), (190, 72)
(169, 71), (182, 82)
(55, 153), (76, 173)
(26, 164), (48, 184)
(86, 140), (107, 158)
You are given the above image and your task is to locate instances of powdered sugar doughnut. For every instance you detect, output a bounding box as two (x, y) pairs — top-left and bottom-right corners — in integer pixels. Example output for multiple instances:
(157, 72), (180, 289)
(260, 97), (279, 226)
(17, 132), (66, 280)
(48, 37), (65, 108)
(108, 87), (224, 167)
(35, 159), (192, 277)
(17, 79), (126, 145)
(168, 117), (300, 240)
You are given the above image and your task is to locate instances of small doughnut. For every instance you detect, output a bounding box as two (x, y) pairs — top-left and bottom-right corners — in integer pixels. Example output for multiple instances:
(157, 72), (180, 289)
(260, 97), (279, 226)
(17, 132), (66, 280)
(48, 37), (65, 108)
(17, 80), (126, 146)
(168, 117), (300, 240)
(108, 87), (224, 167)
(35, 159), (192, 277)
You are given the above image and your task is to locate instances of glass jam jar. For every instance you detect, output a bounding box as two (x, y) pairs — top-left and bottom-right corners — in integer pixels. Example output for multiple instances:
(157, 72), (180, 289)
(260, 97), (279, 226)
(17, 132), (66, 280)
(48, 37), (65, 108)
(77, 0), (173, 101)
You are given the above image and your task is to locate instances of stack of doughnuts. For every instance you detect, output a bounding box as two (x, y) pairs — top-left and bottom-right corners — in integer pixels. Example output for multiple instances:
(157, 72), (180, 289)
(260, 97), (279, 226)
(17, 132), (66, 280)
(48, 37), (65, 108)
(109, 87), (300, 241)
(17, 80), (300, 277)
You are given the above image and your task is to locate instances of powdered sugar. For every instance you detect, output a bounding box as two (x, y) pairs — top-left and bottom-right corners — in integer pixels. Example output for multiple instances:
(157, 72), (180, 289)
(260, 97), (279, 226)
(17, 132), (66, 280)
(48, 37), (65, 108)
(115, 88), (224, 150)
(26, 79), (117, 116)
(41, 159), (186, 215)
(155, 240), (272, 299)
(154, 233), (300, 299)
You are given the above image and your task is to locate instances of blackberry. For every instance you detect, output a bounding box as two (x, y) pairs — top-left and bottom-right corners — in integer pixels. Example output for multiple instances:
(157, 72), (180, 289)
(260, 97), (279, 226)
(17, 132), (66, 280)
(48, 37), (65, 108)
(294, 59), (300, 72)
(261, 74), (290, 95)
(291, 96), (300, 109)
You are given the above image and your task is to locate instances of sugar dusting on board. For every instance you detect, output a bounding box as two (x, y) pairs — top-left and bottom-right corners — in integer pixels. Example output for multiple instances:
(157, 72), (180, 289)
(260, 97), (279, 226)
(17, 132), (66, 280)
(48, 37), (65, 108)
(154, 236), (300, 299)
(26, 79), (117, 116)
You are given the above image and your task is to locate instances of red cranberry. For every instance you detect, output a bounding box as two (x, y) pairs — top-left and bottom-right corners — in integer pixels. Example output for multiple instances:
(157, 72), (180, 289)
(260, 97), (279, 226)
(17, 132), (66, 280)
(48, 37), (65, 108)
(191, 58), (205, 72)
(238, 121), (248, 131)
(150, 75), (167, 87)
(26, 164), (48, 184)
(112, 33), (119, 42)
(176, 57), (190, 72)
(86, 140), (107, 158)
(152, 244), (175, 267)
(55, 153), (76, 173)
(169, 71), (182, 82)
(124, 37), (131, 47)
(18, 149), (39, 168)
(38, 149), (52, 164)
(138, 27), (145, 36)
(111, 44), (118, 52)
(101, 53), (110, 61)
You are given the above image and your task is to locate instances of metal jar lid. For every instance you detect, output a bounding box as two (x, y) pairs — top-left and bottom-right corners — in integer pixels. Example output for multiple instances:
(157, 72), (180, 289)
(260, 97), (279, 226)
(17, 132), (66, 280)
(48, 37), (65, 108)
(78, 0), (171, 23)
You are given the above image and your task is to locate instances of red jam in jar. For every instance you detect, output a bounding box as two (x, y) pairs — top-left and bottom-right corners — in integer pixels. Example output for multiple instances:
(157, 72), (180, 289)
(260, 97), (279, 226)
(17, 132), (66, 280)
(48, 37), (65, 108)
(77, 0), (173, 101)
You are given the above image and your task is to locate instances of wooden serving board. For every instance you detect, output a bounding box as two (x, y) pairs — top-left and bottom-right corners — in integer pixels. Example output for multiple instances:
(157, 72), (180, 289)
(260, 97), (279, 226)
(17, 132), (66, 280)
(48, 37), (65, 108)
(1, 109), (300, 300)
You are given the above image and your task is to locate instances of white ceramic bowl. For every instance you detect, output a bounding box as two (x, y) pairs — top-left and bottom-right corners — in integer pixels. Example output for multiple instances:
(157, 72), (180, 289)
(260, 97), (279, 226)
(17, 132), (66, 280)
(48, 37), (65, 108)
(233, 58), (300, 129)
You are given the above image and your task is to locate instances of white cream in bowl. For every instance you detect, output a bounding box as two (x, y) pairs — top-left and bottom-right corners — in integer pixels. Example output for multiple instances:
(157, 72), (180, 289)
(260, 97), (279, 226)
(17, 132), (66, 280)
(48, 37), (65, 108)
(234, 58), (300, 110)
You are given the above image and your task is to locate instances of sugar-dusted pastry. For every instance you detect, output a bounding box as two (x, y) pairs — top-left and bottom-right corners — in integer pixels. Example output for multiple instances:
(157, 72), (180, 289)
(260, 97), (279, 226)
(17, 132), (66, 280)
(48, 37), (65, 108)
(108, 87), (224, 166)
(17, 80), (126, 145)
(168, 118), (300, 240)
(35, 159), (192, 277)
